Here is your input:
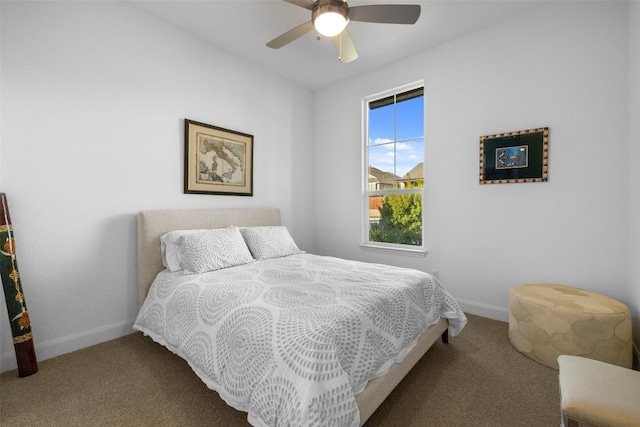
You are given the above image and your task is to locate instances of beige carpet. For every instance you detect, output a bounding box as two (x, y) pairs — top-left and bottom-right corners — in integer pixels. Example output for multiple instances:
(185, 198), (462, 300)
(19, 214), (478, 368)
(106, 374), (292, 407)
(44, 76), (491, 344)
(0, 314), (560, 426)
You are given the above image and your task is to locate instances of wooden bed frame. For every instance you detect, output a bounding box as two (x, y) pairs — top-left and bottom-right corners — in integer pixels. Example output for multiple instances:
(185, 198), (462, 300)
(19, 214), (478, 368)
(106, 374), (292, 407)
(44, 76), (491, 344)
(137, 208), (449, 425)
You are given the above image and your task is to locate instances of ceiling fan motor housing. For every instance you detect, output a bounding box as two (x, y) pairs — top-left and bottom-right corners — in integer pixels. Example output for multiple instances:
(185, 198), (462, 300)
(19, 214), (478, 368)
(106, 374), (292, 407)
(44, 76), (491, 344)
(312, 0), (350, 33)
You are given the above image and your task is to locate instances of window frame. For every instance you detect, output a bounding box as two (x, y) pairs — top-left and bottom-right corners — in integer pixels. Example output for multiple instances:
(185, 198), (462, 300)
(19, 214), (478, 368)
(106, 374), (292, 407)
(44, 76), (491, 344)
(361, 80), (426, 256)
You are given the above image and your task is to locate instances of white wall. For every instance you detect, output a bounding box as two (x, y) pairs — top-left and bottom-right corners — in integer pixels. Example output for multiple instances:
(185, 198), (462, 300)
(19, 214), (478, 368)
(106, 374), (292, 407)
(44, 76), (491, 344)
(0, 1), (315, 372)
(628, 1), (640, 359)
(314, 1), (632, 324)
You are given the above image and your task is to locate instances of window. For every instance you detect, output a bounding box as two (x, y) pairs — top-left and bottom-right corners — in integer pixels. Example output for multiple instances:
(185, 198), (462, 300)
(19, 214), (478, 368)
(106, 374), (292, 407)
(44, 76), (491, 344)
(363, 82), (424, 252)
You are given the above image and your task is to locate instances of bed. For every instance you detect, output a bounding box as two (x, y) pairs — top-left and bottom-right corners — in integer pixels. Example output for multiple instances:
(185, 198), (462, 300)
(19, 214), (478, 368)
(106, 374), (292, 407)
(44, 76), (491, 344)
(134, 208), (466, 426)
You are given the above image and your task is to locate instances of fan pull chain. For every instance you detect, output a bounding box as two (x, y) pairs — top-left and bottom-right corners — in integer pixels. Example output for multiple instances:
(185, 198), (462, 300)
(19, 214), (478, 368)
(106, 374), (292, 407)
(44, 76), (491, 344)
(338, 34), (343, 62)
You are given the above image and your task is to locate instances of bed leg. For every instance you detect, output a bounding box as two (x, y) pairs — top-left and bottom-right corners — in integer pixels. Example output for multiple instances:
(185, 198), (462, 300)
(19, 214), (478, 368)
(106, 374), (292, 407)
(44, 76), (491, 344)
(441, 330), (448, 344)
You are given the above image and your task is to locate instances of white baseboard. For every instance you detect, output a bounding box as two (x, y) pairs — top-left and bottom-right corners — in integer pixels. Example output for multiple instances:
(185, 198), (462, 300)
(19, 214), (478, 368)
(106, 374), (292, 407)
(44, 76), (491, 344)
(1, 318), (136, 374)
(3, 301), (510, 373)
(1, 299), (509, 373)
(455, 298), (509, 322)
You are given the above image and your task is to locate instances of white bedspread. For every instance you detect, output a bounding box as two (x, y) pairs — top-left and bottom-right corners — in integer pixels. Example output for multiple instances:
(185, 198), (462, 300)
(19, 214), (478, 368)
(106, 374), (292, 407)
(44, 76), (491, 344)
(133, 254), (466, 427)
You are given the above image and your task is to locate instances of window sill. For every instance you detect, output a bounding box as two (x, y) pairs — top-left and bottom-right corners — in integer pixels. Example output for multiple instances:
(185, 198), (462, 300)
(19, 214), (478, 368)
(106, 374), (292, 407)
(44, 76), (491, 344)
(360, 243), (427, 257)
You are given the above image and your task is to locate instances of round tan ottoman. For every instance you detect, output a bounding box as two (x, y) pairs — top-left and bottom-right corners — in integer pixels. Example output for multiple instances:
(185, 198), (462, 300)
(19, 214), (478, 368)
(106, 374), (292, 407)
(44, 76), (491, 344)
(508, 283), (632, 370)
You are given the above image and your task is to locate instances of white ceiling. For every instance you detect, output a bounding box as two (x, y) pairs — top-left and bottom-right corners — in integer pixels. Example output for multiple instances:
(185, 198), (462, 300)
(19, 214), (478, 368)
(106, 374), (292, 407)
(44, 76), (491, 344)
(131, 0), (547, 91)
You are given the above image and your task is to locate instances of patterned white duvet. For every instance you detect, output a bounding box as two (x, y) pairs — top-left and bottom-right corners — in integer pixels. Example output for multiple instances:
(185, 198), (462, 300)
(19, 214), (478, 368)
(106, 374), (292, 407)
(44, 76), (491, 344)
(133, 254), (467, 427)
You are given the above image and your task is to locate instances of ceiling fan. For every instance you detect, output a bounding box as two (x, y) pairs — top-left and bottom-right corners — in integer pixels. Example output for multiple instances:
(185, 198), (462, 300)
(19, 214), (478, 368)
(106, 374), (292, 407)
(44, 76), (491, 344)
(266, 0), (421, 63)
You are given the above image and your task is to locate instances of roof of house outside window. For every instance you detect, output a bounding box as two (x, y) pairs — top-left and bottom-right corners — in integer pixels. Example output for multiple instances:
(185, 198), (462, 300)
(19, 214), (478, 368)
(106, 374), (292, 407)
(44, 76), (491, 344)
(402, 162), (424, 180)
(368, 166), (400, 186)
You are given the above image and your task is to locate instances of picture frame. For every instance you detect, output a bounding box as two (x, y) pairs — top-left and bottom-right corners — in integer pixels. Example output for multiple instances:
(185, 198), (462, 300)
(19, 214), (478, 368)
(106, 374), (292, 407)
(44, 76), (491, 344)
(479, 127), (548, 184)
(184, 119), (253, 196)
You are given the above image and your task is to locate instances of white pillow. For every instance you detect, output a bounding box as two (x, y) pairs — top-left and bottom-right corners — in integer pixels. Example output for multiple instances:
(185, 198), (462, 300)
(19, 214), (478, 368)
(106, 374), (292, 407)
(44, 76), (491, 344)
(160, 229), (208, 272)
(240, 226), (302, 260)
(178, 227), (254, 274)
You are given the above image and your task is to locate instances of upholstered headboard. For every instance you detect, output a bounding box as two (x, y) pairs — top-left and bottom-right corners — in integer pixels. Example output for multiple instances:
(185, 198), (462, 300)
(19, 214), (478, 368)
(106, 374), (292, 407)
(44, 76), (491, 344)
(137, 208), (282, 302)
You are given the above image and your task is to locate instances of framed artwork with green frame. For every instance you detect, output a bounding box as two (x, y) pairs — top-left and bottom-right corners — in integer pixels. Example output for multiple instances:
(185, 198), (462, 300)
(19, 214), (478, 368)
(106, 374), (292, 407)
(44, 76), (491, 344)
(479, 127), (548, 184)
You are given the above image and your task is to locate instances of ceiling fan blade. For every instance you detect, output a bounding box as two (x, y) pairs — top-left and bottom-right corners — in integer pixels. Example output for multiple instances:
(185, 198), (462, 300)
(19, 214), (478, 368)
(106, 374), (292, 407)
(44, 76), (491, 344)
(266, 21), (314, 49)
(332, 30), (358, 63)
(349, 5), (421, 24)
(283, 0), (316, 11)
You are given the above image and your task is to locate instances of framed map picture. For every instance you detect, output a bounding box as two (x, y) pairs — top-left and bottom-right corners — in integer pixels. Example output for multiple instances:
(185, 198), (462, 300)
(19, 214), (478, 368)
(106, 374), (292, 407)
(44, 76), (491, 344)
(184, 119), (253, 196)
(479, 127), (548, 184)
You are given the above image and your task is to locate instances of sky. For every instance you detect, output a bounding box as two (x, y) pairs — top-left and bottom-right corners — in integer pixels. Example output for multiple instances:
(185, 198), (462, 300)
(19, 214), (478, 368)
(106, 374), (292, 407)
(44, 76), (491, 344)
(368, 94), (424, 178)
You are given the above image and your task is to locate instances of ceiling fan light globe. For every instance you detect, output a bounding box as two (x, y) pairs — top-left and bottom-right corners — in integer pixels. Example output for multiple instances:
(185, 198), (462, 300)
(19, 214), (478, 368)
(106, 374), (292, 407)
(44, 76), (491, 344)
(312, 1), (350, 37)
(314, 12), (348, 37)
